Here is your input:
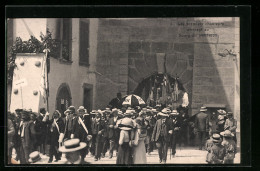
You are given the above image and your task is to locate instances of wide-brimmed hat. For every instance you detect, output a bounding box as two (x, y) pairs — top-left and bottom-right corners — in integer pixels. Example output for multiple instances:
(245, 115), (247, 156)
(170, 110), (179, 116)
(15, 108), (23, 112)
(158, 112), (169, 117)
(161, 108), (171, 114)
(28, 151), (42, 163)
(77, 106), (87, 113)
(118, 118), (134, 130)
(64, 109), (71, 115)
(200, 106), (207, 112)
(59, 138), (87, 153)
(21, 110), (30, 119)
(220, 130), (234, 137)
(90, 110), (98, 115)
(124, 110), (133, 116)
(217, 109), (226, 115)
(151, 109), (158, 114)
(212, 134), (222, 143)
(68, 106), (76, 113)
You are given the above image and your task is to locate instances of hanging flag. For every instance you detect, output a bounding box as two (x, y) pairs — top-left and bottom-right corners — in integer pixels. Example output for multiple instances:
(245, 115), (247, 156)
(39, 54), (48, 105)
(172, 78), (179, 101)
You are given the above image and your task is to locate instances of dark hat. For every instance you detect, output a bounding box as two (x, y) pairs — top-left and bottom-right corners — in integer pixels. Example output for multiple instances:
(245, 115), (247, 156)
(28, 151), (42, 163)
(59, 138), (87, 153)
(227, 112), (233, 116)
(21, 110), (30, 119)
(15, 108), (23, 112)
(212, 134), (222, 143)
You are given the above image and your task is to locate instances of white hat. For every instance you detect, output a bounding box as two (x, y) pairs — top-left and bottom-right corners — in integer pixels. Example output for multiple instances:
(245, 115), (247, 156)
(200, 106), (207, 112)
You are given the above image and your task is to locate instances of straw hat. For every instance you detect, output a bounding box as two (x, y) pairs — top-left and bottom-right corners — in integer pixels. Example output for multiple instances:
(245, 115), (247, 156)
(28, 151), (42, 163)
(59, 138), (87, 153)
(212, 134), (222, 143)
(220, 130), (234, 137)
(161, 108), (171, 114)
(158, 112), (169, 117)
(170, 110), (179, 116)
(77, 106), (87, 113)
(217, 109), (226, 115)
(124, 110), (133, 116)
(200, 106), (207, 112)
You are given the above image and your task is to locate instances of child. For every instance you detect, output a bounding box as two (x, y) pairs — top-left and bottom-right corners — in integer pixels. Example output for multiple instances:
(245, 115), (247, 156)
(221, 130), (237, 164)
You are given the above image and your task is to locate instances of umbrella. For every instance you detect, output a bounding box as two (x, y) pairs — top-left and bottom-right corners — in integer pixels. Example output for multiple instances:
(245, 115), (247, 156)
(122, 94), (146, 107)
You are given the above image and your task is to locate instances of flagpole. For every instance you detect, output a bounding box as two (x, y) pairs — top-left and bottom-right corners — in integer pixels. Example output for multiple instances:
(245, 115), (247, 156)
(43, 48), (50, 112)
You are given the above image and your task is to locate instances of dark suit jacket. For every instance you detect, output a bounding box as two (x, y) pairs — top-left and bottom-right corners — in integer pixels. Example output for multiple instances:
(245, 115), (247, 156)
(19, 120), (36, 147)
(151, 119), (171, 142)
(46, 117), (65, 146)
(72, 116), (91, 141)
(195, 112), (209, 132)
(108, 117), (120, 139)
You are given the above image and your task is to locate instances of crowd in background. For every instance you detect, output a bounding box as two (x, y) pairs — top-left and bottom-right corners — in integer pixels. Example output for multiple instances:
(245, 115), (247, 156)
(7, 98), (237, 164)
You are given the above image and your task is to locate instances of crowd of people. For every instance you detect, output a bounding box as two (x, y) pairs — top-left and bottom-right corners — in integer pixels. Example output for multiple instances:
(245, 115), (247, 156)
(7, 102), (237, 165)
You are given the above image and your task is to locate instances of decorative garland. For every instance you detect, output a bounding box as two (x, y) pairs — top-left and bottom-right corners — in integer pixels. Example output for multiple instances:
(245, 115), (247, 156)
(7, 29), (69, 83)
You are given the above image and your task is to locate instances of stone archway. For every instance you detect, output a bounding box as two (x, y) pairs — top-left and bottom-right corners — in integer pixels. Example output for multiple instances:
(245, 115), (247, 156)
(56, 83), (72, 116)
(133, 73), (186, 106)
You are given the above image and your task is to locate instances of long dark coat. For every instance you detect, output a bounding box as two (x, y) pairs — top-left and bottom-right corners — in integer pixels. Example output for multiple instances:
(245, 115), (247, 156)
(151, 118), (171, 142)
(46, 118), (65, 146)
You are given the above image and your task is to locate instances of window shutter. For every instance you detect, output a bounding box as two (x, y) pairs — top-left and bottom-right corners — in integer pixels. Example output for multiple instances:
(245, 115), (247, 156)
(79, 21), (89, 65)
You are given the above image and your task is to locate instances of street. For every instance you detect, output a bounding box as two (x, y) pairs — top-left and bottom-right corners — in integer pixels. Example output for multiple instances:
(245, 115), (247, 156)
(28, 147), (240, 164)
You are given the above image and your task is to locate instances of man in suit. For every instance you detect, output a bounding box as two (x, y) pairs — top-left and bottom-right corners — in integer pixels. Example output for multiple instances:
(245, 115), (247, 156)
(151, 108), (172, 164)
(108, 109), (120, 158)
(71, 106), (91, 162)
(168, 110), (181, 157)
(92, 111), (105, 161)
(194, 106), (209, 150)
(109, 93), (123, 109)
(46, 110), (65, 163)
(7, 112), (15, 164)
(144, 110), (156, 155)
(63, 106), (77, 141)
(18, 110), (36, 164)
(36, 108), (49, 155)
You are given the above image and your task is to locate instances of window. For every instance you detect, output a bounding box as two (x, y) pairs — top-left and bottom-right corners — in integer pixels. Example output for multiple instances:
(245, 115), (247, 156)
(61, 18), (72, 61)
(79, 20), (90, 66)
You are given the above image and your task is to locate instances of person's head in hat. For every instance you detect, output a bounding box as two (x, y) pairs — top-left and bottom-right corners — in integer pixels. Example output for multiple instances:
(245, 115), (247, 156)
(28, 151), (42, 164)
(68, 106), (76, 115)
(217, 109), (226, 115)
(39, 108), (46, 115)
(218, 115), (225, 124)
(169, 110), (179, 119)
(111, 108), (118, 118)
(53, 110), (61, 120)
(200, 106), (207, 112)
(220, 130), (234, 140)
(59, 138), (87, 164)
(212, 133), (222, 144)
(124, 109), (133, 118)
(21, 110), (30, 121)
(226, 111), (234, 119)
(15, 108), (23, 118)
(77, 106), (87, 117)
(135, 106), (141, 113)
(30, 112), (37, 122)
(158, 112), (169, 123)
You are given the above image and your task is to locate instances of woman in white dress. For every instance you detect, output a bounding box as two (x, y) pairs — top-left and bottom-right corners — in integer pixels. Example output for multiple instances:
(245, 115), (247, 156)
(132, 117), (147, 164)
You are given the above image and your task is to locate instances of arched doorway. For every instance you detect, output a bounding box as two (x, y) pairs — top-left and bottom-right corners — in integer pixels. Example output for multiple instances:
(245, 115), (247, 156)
(56, 83), (72, 116)
(133, 73), (186, 108)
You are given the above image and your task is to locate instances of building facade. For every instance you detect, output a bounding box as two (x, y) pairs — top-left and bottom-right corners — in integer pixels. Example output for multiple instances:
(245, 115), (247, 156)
(7, 18), (240, 144)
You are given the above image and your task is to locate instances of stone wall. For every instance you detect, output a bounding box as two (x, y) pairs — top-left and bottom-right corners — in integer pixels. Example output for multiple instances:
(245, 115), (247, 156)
(96, 18), (237, 115)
